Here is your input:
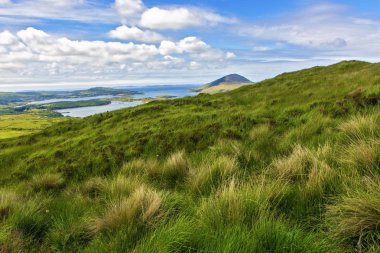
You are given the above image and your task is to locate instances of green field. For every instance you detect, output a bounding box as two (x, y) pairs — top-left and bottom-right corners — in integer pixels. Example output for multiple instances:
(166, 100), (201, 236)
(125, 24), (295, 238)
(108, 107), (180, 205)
(0, 61), (379, 252)
(0, 114), (63, 139)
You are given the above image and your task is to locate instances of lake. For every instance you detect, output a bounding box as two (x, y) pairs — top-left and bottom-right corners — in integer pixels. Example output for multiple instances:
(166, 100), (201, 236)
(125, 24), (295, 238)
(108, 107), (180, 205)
(56, 101), (143, 117)
(52, 84), (198, 118)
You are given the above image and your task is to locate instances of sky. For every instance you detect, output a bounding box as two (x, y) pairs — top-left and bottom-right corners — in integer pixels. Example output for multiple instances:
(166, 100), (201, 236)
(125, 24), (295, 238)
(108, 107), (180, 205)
(0, 0), (380, 91)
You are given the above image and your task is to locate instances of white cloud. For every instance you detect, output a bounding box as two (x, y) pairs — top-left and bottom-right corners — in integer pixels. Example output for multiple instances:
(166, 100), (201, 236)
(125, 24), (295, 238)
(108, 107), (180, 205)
(0, 27), (235, 86)
(0, 0), (118, 24)
(115, 0), (145, 24)
(159, 36), (234, 63)
(140, 7), (235, 30)
(0, 0), (11, 5)
(226, 52), (236, 59)
(109, 25), (164, 42)
(237, 3), (380, 59)
(38, 0), (84, 7)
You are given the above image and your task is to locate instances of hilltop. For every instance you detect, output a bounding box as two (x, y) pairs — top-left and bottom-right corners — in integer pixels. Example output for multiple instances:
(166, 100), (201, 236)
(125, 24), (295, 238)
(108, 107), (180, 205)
(194, 73), (253, 93)
(0, 61), (379, 252)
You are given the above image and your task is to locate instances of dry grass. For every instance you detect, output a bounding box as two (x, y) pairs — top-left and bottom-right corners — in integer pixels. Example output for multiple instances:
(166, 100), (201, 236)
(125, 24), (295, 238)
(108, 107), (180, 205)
(326, 177), (380, 248)
(271, 144), (334, 192)
(30, 173), (65, 191)
(89, 186), (162, 234)
(189, 155), (238, 194)
(0, 190), (18, 220)
(105, 175), (139, 199)
(161, 151), (189, 186)
(339, 114), (377, 140)
(272, 145), (311, 181)
(0, 230), (24, 253)
(250, 124), (271, 141)
(122, 158), (160, 178)
(81, 177), (106, 198)
(340, 140), (380, 172)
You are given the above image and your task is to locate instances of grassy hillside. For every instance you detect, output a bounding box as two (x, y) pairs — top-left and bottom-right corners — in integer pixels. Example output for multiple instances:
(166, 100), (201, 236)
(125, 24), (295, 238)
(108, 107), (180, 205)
(0, 61), (379, 252)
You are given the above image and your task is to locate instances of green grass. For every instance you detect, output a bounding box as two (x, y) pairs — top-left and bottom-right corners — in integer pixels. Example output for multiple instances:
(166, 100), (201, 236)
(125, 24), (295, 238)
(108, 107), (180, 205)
(0, 114), (63, 139)
(0, 60), (379, 252)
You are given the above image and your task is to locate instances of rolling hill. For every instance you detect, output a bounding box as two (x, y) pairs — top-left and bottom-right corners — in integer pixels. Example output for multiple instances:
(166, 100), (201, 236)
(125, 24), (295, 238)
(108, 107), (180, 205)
(0, 61), (379, 252)
(194, 73), (253, 93)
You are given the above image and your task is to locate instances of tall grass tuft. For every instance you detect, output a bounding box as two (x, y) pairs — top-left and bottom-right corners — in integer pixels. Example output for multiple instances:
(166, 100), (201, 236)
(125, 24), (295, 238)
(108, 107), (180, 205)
(81, 177), (106, 199)
(161, 151), (189, 188)
(271, 144), (335, 192)
(0, 190), (18, 220)
(88, 186), (163, 234)
(339, 114), (378, 141)
(326, 177), (380, 250)
(30, 173), (65, 192)
(340, 140), (380, 172)
(122, 158), (160, 178)
(189, 155), (238, 195)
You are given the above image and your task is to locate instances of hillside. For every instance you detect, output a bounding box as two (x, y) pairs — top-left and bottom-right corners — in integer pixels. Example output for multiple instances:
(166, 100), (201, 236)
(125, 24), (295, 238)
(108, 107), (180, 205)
(194, 74), (253, 93)
(0, 61), (379, 252)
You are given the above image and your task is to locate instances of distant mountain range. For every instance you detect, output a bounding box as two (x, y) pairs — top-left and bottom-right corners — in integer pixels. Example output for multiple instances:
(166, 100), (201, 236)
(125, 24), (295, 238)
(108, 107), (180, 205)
(194, 74), (253, 93)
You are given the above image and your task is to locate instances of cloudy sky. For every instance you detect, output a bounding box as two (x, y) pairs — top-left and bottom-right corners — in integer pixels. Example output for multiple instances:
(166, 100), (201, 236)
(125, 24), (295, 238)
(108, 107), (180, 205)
(0, 0), (380, 90)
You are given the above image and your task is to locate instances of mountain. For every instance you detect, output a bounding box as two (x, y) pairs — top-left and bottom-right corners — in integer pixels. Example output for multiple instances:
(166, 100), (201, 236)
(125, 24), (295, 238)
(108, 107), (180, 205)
(0, 61), (379, 252)
(194, 73), (253, 93)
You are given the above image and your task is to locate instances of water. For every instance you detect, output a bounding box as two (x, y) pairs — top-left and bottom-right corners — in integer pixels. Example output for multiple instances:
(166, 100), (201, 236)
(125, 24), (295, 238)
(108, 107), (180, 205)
(54, 85), (198, 118)
(124, 85), (198, 99)
(29, 95), (116, 105)
(56, 101), (143, 118)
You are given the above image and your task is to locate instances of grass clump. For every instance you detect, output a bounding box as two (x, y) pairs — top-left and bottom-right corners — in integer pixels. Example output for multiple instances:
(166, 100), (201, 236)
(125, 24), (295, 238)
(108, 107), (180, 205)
(0, 190), (18, 220)
(340, 140), (380, 172)
(80, 177), (106, 199)
(189, 155), (238, 195)
(339, 114), (378, 141)
(326, 177), (380, 250)
(88, 186), (163, 235)
(271, 144), (334, 191)
(30, 173), (65, 192)
(161, 151), (189, 187)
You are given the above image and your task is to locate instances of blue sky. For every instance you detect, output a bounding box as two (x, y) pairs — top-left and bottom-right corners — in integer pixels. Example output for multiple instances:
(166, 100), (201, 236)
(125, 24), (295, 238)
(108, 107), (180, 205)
(0, 0), (380, 90)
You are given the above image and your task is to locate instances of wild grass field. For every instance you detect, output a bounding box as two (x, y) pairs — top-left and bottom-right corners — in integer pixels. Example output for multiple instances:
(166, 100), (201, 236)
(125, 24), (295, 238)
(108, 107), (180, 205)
(0, 114), (63, 140)
(0, 61), (379, 252)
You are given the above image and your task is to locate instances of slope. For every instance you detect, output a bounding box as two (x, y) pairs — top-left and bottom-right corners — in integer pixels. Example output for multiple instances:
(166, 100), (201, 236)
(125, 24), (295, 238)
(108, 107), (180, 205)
(0, 60), (379, 252)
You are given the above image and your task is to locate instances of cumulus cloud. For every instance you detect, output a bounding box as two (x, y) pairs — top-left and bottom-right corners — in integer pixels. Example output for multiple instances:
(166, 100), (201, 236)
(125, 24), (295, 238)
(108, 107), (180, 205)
(159, 37), (235, 62)
(140, 7), (235, 30)
(0, 27), (235, 85)
(109, 25), (164, 42)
